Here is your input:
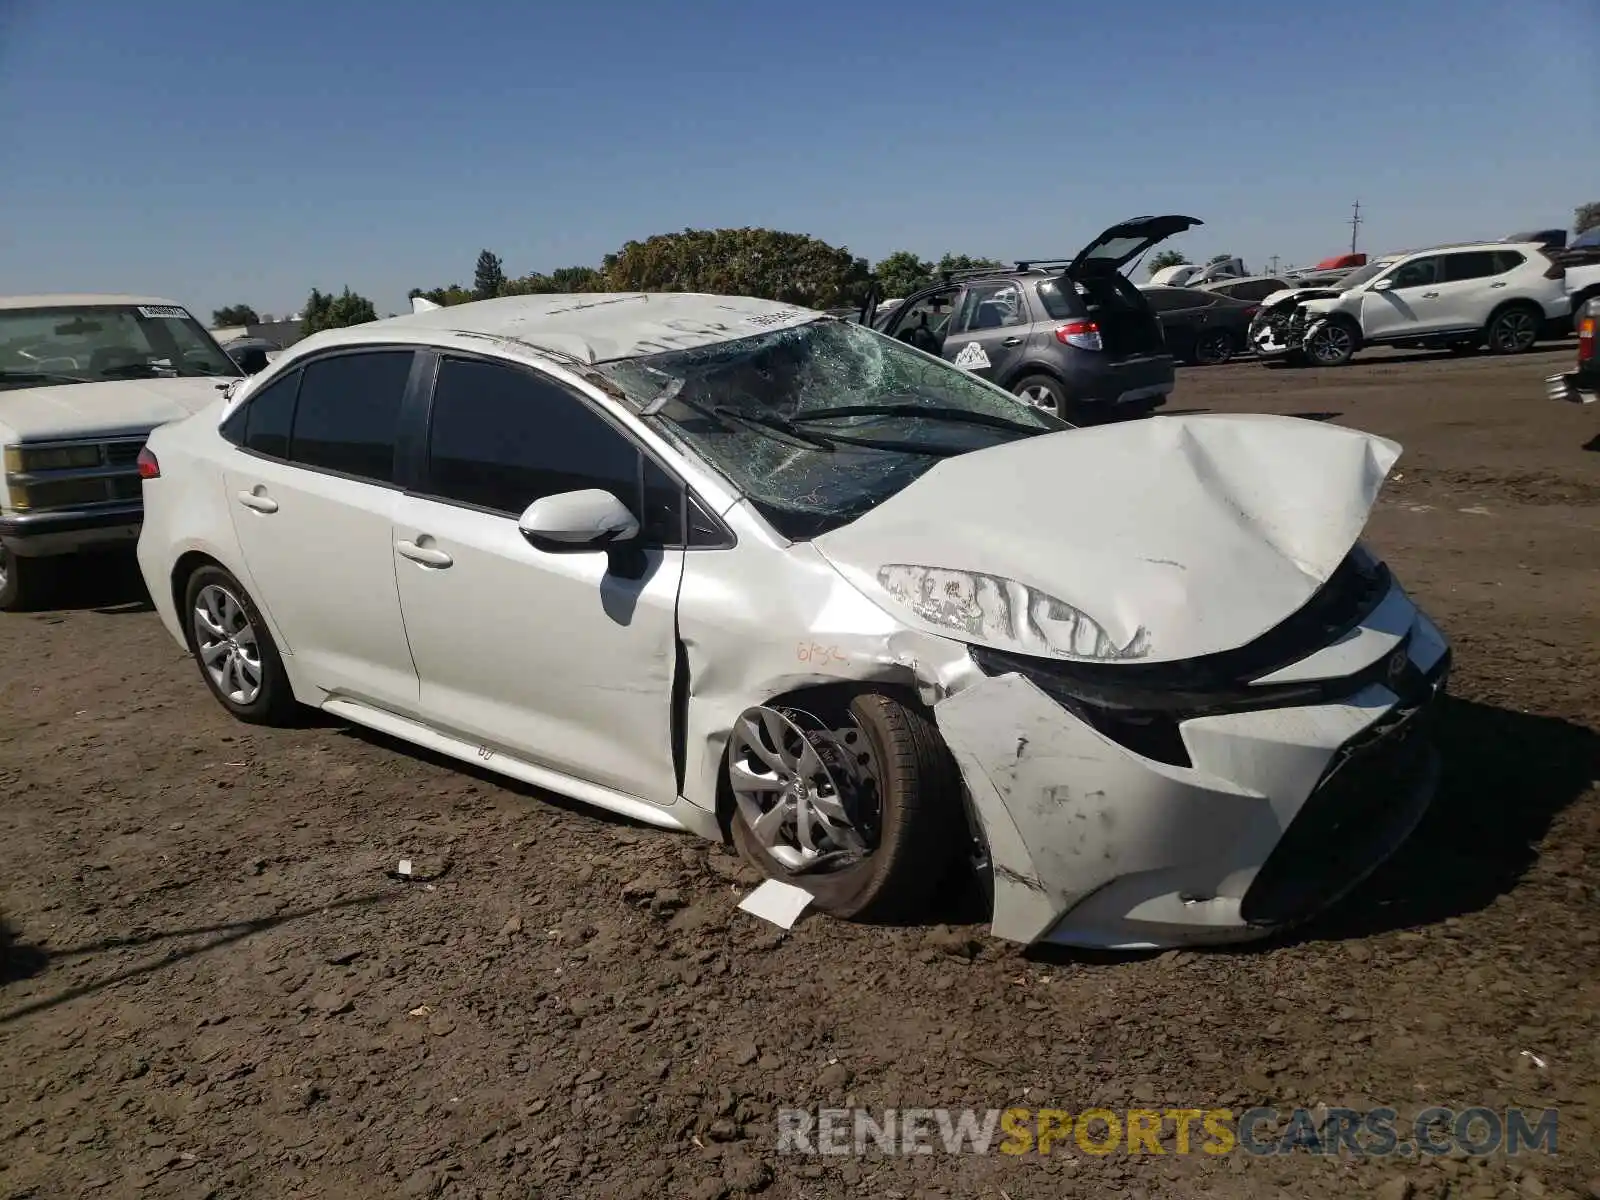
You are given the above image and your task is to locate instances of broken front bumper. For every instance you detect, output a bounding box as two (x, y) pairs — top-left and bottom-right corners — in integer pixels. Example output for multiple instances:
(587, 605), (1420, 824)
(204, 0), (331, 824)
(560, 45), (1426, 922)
(933, 583), (1450, 950)
(1546, 371), (1597, 404)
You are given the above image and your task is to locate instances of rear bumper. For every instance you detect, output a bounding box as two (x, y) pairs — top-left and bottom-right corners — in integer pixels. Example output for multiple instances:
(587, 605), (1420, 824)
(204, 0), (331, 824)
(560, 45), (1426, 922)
(0, 503), (144, 556)
(1546, 371), (1598, 404)
(1062, 353), (1176, 406)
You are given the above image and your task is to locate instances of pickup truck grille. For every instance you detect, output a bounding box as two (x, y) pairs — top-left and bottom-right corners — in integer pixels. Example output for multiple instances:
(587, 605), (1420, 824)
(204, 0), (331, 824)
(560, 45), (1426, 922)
(2, 436), (148, 513)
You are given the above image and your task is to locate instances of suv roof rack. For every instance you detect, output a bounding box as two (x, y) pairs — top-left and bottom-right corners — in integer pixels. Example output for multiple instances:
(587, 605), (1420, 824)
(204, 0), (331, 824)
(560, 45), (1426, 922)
(1013, 258), (1075, 272)
(938, 265), (1025, 284)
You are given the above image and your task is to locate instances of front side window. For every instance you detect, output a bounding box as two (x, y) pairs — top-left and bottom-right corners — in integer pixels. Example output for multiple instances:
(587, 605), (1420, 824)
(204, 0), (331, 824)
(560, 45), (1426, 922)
(595, 318), (1064, 540)
(1388, 257), (1441, 290)
(952, 282), (1027, 332)
(0, 303), (240, 391)
(288, 351), (413, 483)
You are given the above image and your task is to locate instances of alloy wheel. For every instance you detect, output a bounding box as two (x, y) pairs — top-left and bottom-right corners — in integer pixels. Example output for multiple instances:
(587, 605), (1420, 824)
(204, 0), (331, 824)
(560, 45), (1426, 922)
(193, 583), (263, 705)
(1307, 323), (1354, 365)
(1490, 309), (1538, 353)
(1018, 384), (1060, 414)
(728, 705), (879, 871)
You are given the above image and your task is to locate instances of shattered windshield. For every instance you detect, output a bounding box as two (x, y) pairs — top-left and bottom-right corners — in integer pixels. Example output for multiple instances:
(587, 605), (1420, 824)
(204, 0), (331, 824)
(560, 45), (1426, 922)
(596, 318), (1067, 539)
(0, 304), (241, 391)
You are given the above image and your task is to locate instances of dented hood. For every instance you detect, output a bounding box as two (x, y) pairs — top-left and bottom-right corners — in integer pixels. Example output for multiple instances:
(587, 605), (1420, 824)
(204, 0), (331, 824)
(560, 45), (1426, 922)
(812, 413), (1400, 665)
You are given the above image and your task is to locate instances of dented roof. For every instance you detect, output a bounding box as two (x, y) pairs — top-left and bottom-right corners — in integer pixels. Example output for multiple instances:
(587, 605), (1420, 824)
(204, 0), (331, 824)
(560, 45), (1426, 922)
(332, 293), (825, 365)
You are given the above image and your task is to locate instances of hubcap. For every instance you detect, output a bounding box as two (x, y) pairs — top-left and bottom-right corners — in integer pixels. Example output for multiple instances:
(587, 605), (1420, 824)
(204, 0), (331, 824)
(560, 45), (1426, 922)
(1019, 385), (1059, 413)
(728, 706), (878, 871)
(193, 584), (263, 705)
(1309, 325), (1352, 364)
(1494, 311), (1536, 351)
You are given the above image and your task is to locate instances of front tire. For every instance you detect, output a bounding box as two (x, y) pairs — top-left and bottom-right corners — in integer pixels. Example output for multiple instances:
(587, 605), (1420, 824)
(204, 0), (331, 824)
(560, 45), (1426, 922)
(729, 691), (964, 922)
(182, 564), (297, 724)
(1304, 319), (1357, 366)
(1484, 303), (1541, 355)
(0, 546), (55, 612)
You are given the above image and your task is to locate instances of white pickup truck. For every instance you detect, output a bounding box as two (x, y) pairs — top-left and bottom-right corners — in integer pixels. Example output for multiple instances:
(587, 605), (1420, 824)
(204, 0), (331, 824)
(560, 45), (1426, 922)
(0, 295), (243, 609)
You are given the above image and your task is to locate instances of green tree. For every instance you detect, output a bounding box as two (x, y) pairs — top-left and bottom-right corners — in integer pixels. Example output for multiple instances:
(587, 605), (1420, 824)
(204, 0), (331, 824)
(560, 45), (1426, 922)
(872, 250), (934, 299)
(1147, 249), (1186, 277)
(474, 250), (507, 300)
(1575, 202), (1600, 234)
(934, 253), (1005, 275)
(602, 228), (871, 308)
(408, 284), (475, 306)
(212, 304), (260, 326)
(302, 287), (378, 335)
(499, 265), (607, 296)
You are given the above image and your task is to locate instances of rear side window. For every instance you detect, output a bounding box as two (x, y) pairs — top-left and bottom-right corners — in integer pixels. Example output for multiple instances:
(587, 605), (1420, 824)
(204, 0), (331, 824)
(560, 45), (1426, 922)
(1231, 278), (1290, 302)
(1035, 280), (1084, 320)
(1492, 250), (1526, 274)
(1441, 251), (1501, 282)
(221, 369), (299, 458)
(1144, 288), (1209, 313)
(288, 351), (414, 483)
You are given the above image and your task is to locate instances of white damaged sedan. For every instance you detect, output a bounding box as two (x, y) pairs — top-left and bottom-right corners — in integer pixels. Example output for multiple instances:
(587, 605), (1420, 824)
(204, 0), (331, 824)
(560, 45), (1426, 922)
(136, 292), (1450, 949)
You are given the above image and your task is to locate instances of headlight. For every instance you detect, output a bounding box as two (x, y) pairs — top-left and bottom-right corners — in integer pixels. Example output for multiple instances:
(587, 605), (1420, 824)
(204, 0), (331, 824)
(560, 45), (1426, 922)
(875, 563), (1151, 662)
(4, 443), (103, 472)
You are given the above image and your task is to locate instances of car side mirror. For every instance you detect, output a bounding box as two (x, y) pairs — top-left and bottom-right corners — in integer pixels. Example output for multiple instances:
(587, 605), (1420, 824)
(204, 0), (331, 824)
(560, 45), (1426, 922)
(517, 489), (640, 552)
(1370, 278), (1394, 292)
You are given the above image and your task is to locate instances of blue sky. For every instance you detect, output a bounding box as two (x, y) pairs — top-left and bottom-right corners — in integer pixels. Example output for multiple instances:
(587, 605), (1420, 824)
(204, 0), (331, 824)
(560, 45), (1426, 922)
(1, 0), (1594, 321)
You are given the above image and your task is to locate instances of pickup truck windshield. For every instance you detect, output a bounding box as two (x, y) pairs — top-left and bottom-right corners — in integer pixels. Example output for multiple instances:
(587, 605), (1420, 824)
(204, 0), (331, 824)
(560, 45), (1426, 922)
(595, 317), (1067, 539)
(0, 304), (241, 391)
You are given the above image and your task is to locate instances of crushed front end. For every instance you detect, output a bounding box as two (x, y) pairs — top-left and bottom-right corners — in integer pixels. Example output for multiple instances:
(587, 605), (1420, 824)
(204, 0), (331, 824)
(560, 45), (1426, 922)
(933, 550), (1451, 949)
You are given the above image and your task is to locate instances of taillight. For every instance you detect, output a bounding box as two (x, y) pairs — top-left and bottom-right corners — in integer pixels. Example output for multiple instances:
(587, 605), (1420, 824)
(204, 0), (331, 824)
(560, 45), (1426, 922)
(136, 447), (160, 479)
(1243, 305), (1260, 320)
(1543, 257), (1566, 280)
(1055, 320), (1103, 351)
(1579, 313), (1595, 362)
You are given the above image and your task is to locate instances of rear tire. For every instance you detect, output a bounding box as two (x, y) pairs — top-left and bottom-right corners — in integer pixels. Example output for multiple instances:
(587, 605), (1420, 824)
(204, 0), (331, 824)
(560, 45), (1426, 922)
(0, 547), (55, 613)
(1484, 303), (1541, 355)
(1011, 373), (1068, 418)
(182, 564), (298, 725)
(730, 691), (964, 923)
(1192, 329), (1235, 366)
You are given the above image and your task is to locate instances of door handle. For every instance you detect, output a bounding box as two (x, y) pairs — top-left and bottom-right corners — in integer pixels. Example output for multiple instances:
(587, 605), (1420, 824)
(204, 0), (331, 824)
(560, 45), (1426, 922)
(236, 490), (278, 513)
(1001, 336), (1023, 347)
(396, 539), (453, 568)
(1420, 291), (1440, 299)
(1489, 281), (1507, 288)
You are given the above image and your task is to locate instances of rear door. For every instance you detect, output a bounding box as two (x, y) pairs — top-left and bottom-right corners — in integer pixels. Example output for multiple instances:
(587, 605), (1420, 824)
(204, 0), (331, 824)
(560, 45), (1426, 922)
(941, 280), (1034, 383)
(221, 348), (422, 712)
(1432, 250), (1508, 331)
(1142, 287), (1217, 359)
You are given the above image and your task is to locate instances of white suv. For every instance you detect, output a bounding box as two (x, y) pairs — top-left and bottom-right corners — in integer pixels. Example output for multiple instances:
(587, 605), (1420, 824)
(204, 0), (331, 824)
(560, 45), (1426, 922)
(1249, 242), (1570, 366)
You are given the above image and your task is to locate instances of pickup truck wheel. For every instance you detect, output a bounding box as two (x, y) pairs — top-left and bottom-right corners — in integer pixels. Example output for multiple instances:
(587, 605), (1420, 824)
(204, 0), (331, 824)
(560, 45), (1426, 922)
(0, 546), (54, 612)
(729, 692), (964, 923)
(183, 565), (298, 725)
(1304, 319), (1357, 367)
(1485, 303), (1541, 354)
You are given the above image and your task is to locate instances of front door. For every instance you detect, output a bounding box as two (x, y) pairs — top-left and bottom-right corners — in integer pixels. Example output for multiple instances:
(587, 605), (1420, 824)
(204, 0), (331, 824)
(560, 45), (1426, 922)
(1361, 255), (1448, 340)
(390, 354), (684, 805)
(941, 280), (1033, 384)
(222, 348), (421, 712)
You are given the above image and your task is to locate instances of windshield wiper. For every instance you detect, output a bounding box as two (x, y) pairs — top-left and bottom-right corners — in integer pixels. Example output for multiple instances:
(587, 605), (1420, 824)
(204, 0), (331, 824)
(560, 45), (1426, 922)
(706, 405), (837, 451)
(792, 402), (1057, 435)
(98, 362), (175, 379)
(0, 370), (87, 385)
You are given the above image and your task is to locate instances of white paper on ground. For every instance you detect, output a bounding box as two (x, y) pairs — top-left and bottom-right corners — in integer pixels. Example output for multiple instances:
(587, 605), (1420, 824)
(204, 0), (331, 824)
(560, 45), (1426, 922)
(737, 879), (815, 929)
(397, 859), (413, 876)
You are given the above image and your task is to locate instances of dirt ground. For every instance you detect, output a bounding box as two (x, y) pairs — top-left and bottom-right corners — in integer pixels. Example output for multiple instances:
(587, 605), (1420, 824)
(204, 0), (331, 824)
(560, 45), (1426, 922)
(2, 344), (1598, 1200)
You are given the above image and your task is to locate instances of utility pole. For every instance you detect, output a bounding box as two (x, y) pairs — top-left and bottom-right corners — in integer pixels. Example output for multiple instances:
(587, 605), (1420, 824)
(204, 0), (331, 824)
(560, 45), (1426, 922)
(1349, 200), (1363, 255)
(1268, 254), (1281, 275)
